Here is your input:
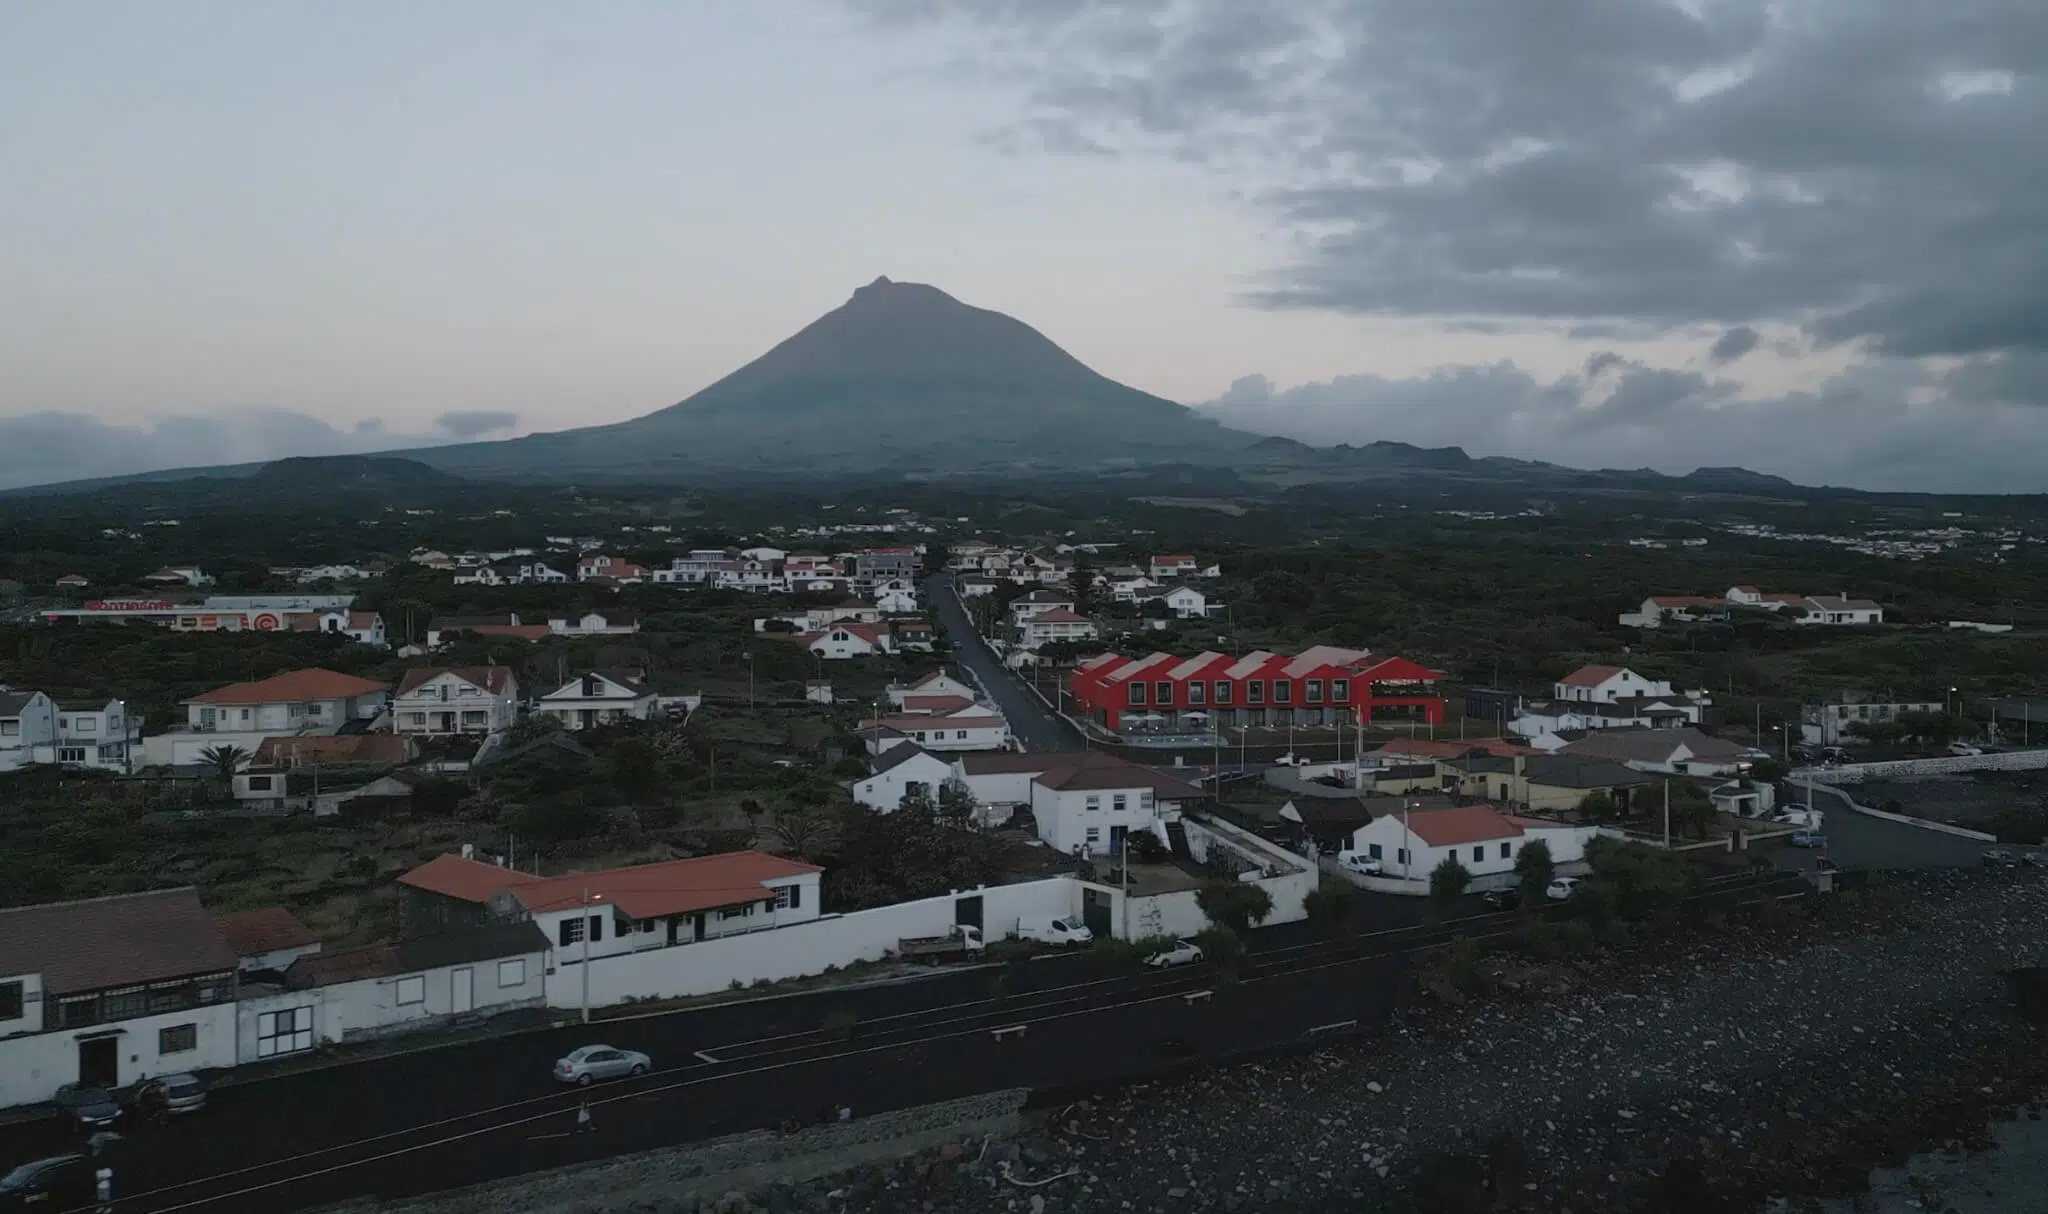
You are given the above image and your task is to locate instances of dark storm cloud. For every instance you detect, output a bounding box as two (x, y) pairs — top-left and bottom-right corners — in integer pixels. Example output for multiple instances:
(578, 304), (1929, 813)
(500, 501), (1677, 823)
(435, 409), (521, 438)
(1709, 326), (1761, 364)
(856, 0), (2048, 361)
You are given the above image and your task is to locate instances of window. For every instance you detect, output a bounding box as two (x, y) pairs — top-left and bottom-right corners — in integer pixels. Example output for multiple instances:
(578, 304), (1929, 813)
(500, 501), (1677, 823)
(1500, 843), (1512, 859)
(559, 917), (585, 947)
(58, 748), (86, 763)
(247, 775), (273, 791)
(635, 918), (656, 934)
(1307, 680), (1324, 704)
(498, 958), (527, 988)
(404, 712), (426, 727)
(1273, 681), (1292, 704)
(955, 730), (967, 740)
(719, 904), (754, 920)
(1085, 795), (1101, 812)
(1332, 679), (1349, 703)
(1367, 844), (1382, 860)
(1213, 681), (1231, 705)
(74, 718), (96, 733)
(588, 915), (604, 942)
(459, 685), (479, 697)
(1154, 681), (1173, 706)
(305, 703), (323, 718)
(0, 980), (22, 1020)
(395, 975), (425, 1005)
(1140, 790), (1154, 810)
(1187, 682), (1205, 706)
(159, 1023), (197, 1054)
(256, 1007), (314, 1057)
(1472, 846), (1483, 863)
(1246, 681), (1264, 704)
(1086, 827), (1101, 843)
(0, 721), (16, 737)
(1127, 682), (1147, 706)
(1396, 848), (1408, 865)
(238, 708), (251, 722)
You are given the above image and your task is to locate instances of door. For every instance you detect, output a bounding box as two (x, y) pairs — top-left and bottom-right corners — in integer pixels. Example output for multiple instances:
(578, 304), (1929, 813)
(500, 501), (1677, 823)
(693, 913), (707, 942)
(1109, 825), (1128, 854)
(1081, 887), (1113, 936)
(451, 967), (473, 1014)
(953, 894), (983, 931)
(666, 916), (681, 946)
(77, 1035), (119, 1087)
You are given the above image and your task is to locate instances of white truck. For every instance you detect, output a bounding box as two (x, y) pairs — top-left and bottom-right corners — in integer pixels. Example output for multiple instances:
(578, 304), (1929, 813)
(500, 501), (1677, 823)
(896, 924), (985, 964)
(1017, 915), (1093, 946)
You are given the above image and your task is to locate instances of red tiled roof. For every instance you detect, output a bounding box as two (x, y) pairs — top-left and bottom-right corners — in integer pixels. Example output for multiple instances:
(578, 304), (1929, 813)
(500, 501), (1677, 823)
(185, 668), (390, 706)
(1559, 664), (1625, 687)
(804, 622), (890, 645)
(1400, 805), (1524, 847)
(860, 714), (1006, 733)
(1029, 609), (1091, 624)
(398, 851), (822, 920)
(1649, 595), (1724, 607)
(348, 612), (381, 628)
(252, 733), (411, 767)
(902, 694), (974, 712)
(0, 889), (236, 995)
(216, 906), (320, 957)
(395, 666), (514, 696)
(1375, 737), (1538, 760)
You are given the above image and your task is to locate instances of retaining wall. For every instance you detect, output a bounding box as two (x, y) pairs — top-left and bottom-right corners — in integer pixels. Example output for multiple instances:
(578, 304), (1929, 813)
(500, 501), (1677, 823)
(1790, 780), (1999, 842)
(1801, 748), (2048, 783)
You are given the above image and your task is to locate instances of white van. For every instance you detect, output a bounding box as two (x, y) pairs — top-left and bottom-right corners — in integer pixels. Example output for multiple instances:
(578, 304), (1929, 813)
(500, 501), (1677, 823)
(1017, 915), (1094, 946)
(1337, 851), (1383, 876)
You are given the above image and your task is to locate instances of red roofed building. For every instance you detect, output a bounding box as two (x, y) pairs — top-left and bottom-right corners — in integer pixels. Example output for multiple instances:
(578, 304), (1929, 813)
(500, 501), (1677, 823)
(181, 668), (391, 734)
(1345, 805), (1596, 886)
(396, 850), (823, 956)
(800, 621), (894, 659)
(1068, 646), (1446, 732)
(216, 906), (324, 974)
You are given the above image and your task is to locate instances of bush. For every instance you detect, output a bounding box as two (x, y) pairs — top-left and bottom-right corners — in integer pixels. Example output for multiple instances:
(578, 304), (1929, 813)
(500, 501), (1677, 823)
(1513, 839), (1555, 906)
(1429, 857), (1473, 916)
(1304, 882), (1357, 927)
(1596, 920), (1636, 952)
(1518, 919), (1563, 961)
(1197, 880), (1273, 934)
(1420, 936), (1490, 1005)
(1557, 921), (1598, 957)
(1193, 926), (1247, 981)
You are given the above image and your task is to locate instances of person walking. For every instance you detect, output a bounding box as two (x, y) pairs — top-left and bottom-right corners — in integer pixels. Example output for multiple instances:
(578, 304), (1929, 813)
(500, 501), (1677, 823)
(575, 1099), (594, 1134)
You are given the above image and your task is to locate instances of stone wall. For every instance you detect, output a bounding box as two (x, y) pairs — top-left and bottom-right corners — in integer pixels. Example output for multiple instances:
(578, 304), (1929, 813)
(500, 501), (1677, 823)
(353, 1089), (1030, 1214)
(1803, 748), (2048, 784)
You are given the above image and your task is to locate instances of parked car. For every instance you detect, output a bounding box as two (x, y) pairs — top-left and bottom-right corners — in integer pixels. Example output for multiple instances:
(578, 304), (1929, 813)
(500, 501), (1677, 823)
(1789, 830), (1828, 848)
(553, 1045), (652, 1085)
(2021, 852), (2046, 868)
(53, 1084), (122, 1129)
(1983, 848), (2018, 867)
(137, 1072), (208, 1115)
(1145, 939), (1205, 968)
(1017, 915), (1093, 947)
(1545, 877), (1580, 901)
(1481, 888), (1522, 911)
(1337, 851), (1383, 876)
(0, 1156), (94, 1212)
(1948, 743), (1984, 757)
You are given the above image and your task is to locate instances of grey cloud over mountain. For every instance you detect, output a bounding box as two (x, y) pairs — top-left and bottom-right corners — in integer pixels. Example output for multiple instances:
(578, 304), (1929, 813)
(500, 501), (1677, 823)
(0, 409), (513, 490)
(434, 410), (521, 439)
(853, 0), (2048, 462)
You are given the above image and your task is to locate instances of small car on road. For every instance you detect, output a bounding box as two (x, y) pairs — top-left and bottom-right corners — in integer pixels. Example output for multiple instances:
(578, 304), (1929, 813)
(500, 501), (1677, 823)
(53, 1084), (122, 1129)
(553, 1045), (652, 1085)
(1545, 877), (1580, 901)
(1788, 830), (1828, 848)
(1948, 742), (1984, 757)
(0, 1155), (94, 1212)
(1481, 888), (1522, 911)
(1983, 848), (2018, 867)
(1145, 939), (1205, 968)
(138, 1072), (208, 1116)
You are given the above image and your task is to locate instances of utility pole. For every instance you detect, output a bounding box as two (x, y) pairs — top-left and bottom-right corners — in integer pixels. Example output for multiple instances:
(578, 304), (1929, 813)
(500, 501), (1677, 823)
(1662, 779), (1671, 849)
(1402, 800), (1413, 881)
(579, 887), (595, 1024)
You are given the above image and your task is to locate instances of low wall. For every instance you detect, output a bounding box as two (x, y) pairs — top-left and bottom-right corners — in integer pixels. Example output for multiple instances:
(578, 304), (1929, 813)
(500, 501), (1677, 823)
(367, 1089), (1030, 1214)
(1790, 780), (1999, 842)
(1801, 748), (2048, 783)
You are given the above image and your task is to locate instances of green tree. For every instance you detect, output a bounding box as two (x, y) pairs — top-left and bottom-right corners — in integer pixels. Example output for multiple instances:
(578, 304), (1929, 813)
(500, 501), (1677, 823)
(1195, 879), (1274, 935)
(1513, 838), (1555, 906)
(1749, 757), (1789, 783)
(936, 777), (980, 830)
(1666, 781), (1718, 840)
(198, 744), (250, 783)
(607, 738), (662, 801)
(768, 803), (840, 862)
(1303, 881), (1357, 927)
(1429, 856), (1473, 916)
(1575, 790), (1617, 821)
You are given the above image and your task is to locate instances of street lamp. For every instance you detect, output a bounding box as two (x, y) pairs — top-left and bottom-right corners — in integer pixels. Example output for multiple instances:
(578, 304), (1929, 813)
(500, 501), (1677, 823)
(578, 887), (605, 1024)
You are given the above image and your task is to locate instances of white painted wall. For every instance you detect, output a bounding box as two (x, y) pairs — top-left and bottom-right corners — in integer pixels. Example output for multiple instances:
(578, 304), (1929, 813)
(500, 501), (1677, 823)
(142, 729), (273, 769)
(530, 874), (824, 962)
(1028, 782), (1167, 853)
(233, 954), (545, 1062)
(558, 880), (1082, 1008)
(852, 753), (954, 811)
(0, 1002), (237, 1110)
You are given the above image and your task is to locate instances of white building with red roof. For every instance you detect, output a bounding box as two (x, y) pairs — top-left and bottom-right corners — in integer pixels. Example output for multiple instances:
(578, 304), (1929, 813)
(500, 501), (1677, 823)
(181, 668), (391, 734)
(802, 621), (894, 659)
(1345, 805), (1595, 886)
(396, 850), (822, 962)
(1018, 607), (1098, 648)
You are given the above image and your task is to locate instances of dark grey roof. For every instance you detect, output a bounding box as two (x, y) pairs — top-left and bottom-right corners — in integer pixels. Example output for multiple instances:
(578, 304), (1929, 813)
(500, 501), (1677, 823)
(1521, 756), (1656, 790)
(287, 922), (548, 989)
(870, 743), (942, 774)
(54, 697), (117, 713)
(1558, 727), (1749, 764)
(0, 691), (39, 717)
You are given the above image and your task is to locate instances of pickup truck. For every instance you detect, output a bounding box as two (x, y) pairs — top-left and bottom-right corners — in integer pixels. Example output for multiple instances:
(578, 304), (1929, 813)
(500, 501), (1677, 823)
(896, 924), (985, 964)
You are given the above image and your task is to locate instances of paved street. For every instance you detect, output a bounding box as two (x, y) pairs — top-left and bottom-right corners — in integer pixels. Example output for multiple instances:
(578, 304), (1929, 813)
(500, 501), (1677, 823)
(1779, 782), (1997, 871)
(925, 573), (1080, 752)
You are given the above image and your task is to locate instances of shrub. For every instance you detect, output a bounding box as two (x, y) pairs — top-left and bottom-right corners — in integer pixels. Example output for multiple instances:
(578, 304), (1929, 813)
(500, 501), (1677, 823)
(1420, 936), (1490, 1005)
(1193, 926), (1247, 982)
(1557, 921), (1597, 956)
(1429, 857), (1473, 916)
(1197, 880), (1274, 934)
(1304, 882), (1357, 927)
(1518, 919), (1563, 961)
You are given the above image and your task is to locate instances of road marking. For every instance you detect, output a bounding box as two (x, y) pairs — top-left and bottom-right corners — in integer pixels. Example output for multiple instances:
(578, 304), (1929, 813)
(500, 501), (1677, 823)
(693, 1049), (721, 1064)
(526, 1132), (572, 1141)
(1307, 1019), (1359, 1035)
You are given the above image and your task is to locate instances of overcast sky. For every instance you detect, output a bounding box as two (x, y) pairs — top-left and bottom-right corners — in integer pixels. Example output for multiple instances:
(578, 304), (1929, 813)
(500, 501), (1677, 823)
(2, 1), (2043, 491)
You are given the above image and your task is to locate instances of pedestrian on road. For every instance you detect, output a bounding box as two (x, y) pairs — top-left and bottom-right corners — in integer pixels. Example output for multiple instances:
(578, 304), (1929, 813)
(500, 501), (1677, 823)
(575, 1100), (594, 1134)
(837, 1104), (852, 1123)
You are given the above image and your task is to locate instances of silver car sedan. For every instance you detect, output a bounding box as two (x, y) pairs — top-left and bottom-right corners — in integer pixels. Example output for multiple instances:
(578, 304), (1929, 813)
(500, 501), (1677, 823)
(553, 1045), (652, 1085)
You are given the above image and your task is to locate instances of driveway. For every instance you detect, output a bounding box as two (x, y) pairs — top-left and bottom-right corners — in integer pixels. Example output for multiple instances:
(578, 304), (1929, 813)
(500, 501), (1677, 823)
(925, 574), (1080, 753)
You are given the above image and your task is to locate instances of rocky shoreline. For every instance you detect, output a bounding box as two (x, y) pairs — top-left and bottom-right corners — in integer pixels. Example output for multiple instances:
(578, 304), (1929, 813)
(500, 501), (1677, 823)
(752, 868), (2048, 1214)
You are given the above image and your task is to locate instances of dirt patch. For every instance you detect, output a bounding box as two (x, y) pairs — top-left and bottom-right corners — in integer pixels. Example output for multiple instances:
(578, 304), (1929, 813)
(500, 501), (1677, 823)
(1863, 772), (2048, 841)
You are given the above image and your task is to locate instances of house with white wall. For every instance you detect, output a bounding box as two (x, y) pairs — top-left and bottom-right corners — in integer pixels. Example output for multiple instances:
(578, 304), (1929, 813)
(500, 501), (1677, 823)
(1019, 609), (1098, 648)
(216, 907), (324, 976)
(0, 690), (57, 774)
(1557, 727), (1755, 777)
(1135, 585), (1210, 620)
(1795, 595), (1885, 626)
(148, 669), (392, 769)
(233, 922), (548, 1063)
(803, 623), (894, 659)
(1010, 590), (1075, 624)
(859, 711), (1009, 754)
(548, 610), (640, 637)
(142, 566), (215, 586)
(534, 670), (657, 730)
(304, 609), (388, 647)
(0, 889), (240, 1112)
(51, 697), (141, 774)
(1555, 665), (1679, 704)
(850, 743), (956, 811)
(886, 670), (976, 707)
(391, 667), (519, 737)
(396, 851), (824, 962)
(951, 752), (1207, 854)
(576, 555), (648, 583)
(1345, 805), (1595, 886)
(1148, 555), (1198, 580)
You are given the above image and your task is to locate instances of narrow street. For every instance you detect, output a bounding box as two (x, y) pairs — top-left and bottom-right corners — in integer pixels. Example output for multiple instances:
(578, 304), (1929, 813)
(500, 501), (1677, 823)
(924, 573), (1080, 752)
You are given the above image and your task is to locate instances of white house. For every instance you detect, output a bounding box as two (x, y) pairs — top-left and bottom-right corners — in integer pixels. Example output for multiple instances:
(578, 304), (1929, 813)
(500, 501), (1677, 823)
(654, 550), (738, 585)
(149, 669), (393, 768)
(1025, 759), (1205, 855)
(1345, 805), (1595, 886)
(850, 743), (957, 811)
(1136, 585), (1210, 619)
(141, 566), (215, 586)
(216, 907), (325, 976)
(396, 851), (823, 960)
(50, 697), (141, 774)
(233, 922), (548, 1063)
(1557, 727), (1755, 777)
(1618, 595), (1729, 629)
(535, 670), (657, 731)
(0, 690), (57, 774)
(548, 610), (640, 637)
(1512, 666), (1709, 744)
(803, 623), (894, 659)
(1795, 595), (1885, 626)
(873, 587), (920, 615)
(576, 555), (648, 583)
(1555, 665), (1679, 704)
(1010, 590), (1075, 624)
(1019, 608), (1098, 648)
(887, 670), (977, 707)
(1148, 555), (1198, 580)
(1107, 576), (1159, 603)
(0, 889), (239, 1112)
(391, 667), (519, 737)
(858, 711), (1009, 753)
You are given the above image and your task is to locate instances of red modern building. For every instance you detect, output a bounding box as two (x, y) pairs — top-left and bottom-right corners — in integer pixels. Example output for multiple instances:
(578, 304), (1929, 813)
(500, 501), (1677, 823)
(1068, 645), (1447, 732)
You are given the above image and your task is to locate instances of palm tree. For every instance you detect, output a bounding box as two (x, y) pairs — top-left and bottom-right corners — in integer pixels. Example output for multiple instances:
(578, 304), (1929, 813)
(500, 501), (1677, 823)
(198, 744), (251, 783)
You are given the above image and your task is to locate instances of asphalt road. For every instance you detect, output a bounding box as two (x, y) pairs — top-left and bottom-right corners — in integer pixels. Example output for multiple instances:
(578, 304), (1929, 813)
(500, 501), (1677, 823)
(1777, 782), (1998, 870)
(8, 872), (1805, 1214)
(925, 574), (1080, 753)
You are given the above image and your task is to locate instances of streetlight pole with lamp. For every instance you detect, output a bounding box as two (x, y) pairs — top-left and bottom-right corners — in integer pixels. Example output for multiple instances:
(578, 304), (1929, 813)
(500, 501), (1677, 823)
(579, 886), (604, 1024)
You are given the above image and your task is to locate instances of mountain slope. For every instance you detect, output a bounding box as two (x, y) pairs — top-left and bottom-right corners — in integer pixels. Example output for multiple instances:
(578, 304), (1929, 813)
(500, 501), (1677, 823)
(416, 277), (1259, 480)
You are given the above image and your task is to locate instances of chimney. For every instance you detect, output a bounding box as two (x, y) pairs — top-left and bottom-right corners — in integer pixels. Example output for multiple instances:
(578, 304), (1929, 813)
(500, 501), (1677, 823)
(1514, 756), (1526, 779)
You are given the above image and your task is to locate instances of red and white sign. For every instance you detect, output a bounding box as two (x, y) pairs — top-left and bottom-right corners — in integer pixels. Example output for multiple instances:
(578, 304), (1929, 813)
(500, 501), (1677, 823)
(83, 600), (176, 612)
(251, 613), (280, 631)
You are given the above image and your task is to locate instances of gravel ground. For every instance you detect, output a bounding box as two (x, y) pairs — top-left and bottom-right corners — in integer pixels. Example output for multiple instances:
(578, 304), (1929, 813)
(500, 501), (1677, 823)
(723, 869), (2048, 1214)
